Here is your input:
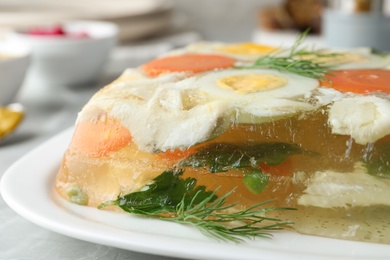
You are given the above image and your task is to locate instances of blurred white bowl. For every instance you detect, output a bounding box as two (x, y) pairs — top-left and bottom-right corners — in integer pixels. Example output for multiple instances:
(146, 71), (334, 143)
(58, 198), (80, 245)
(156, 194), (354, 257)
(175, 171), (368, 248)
(8, 20), (118, 86)
(0, 42), (30, 106)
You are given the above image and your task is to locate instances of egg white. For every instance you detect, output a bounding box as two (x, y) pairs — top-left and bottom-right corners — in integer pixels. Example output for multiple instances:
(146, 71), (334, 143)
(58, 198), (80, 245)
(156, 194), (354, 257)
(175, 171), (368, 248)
(296, 48), (390, 69)
(336, 51), (390, 69)
(328, 95), (390, 145)
(237, 98), (316, 124)
(171, 68), (320, 124)
(178, 69), (319, 102)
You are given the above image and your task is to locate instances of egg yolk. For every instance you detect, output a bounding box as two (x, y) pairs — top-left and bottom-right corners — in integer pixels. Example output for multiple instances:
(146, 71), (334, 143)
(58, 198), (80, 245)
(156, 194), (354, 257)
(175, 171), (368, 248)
(217, 74), (288, 94)
(217, 43), (278, 56)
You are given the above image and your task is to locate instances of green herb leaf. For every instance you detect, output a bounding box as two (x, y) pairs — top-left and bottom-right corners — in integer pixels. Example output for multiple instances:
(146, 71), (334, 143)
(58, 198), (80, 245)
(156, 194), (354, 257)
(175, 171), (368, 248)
(98, 168), (216, 215)
(365, 141), (390, 179)
(179, 142), (314, 173)
(164, 187), (295, 243)
(370, 48), (388, 57)
(250, 56), (332, 79)
(99, 169), (295, 243)
(67, 187), (88, 205)
(242, 169), (270, 195)
(235, 29), (333, 79)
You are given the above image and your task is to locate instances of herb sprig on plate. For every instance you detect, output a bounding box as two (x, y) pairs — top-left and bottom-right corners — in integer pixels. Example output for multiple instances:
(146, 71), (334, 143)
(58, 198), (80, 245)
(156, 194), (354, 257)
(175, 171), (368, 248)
(99, 169), (294, 243)
(164, 187), (294, 243)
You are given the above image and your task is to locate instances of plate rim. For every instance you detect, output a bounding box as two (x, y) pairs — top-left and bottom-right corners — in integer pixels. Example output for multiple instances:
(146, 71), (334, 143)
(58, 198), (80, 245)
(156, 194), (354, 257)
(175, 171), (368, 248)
(1, 127), (390, 260)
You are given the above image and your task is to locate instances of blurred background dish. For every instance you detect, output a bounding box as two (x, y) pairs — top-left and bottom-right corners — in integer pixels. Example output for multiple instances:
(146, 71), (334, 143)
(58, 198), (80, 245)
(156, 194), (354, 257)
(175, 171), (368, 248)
(7, 20), (118, 87)
(0, 41), (30, 106)
(0, 0), (173, 43)
(323, 0), (390, 51)
(254, 0), (390, 51)
(258, 0), (323, 34)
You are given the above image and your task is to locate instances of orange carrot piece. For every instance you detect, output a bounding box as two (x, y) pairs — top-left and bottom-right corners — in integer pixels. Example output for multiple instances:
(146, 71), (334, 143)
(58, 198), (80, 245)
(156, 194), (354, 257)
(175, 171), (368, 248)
(70, 113), (132, 157)
(156, 146), (199, 162)
(321, 69), (390, 94)
(259, 159), (293, 177)
(142, 54), (235, 76)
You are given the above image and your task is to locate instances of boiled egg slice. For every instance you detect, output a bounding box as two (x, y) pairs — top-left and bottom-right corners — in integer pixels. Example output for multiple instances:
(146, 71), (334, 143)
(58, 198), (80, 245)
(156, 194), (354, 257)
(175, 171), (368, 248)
(238, 98), (316, 124)
(296, 48), (390, 69)
(182, 69), (319, 101)
(176, 68), (319, 123)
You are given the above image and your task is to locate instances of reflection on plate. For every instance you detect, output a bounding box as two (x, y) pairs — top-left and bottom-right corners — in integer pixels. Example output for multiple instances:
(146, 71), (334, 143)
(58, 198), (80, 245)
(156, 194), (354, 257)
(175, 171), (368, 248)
(1, 127), (390, 260)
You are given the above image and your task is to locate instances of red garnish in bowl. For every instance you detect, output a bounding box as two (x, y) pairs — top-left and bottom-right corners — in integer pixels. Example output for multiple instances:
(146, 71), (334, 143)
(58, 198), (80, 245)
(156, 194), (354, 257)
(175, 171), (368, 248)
(27, 25), (89, 38)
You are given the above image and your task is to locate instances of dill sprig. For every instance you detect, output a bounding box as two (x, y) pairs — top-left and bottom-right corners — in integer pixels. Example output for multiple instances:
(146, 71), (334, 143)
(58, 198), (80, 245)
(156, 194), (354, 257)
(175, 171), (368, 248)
(236, 29), (333, 80)
(250, 57), (332, 79)
(162, 188), (295, 243)
(99, 169), (295, 243)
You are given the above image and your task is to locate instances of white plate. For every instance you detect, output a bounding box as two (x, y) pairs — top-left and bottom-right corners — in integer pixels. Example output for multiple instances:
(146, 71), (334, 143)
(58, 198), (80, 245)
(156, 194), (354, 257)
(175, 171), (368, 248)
(1, 127), (390, 260)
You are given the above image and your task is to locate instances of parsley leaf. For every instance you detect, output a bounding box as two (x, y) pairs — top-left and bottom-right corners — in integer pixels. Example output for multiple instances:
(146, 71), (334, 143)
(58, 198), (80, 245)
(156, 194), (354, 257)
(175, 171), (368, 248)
(99, 170), (295, 243)
(179, 142), (314, 173)
(98, 168), (216, 215)
(365, 141), (390, 179)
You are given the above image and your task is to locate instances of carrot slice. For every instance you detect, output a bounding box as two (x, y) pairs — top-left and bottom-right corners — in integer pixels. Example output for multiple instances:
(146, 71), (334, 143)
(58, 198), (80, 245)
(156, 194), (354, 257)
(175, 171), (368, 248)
(259, 159), (293, 177)
(321, 69), (390, 94)
(157, 146), (199, 162)
(142, 54), (235, 76)
(70, 113), (132, 157)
